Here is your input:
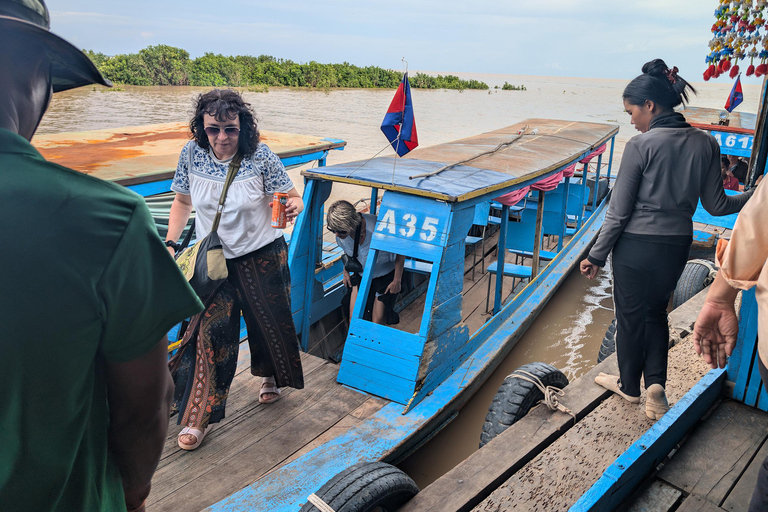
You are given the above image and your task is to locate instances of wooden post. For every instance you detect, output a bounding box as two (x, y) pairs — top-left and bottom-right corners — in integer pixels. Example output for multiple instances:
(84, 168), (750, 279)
(606, 136), (615, 182)
(532, 191), (544, 279)
(592, 153), (603, 208)
(493, 204), (509, 314)
(747, 75), (768, 187)
(558, 177), (570, 252)
(370, 188), (379, 215)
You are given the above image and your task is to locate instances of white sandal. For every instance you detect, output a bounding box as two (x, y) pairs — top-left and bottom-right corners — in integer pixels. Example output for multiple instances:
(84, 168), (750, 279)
(178, 425), (212, 451)
(259, 376), (282, 404)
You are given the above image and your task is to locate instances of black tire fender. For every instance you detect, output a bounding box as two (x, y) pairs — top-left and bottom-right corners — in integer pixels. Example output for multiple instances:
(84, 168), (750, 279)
(299, 461), (419, 512)
(597, 318), (617, 364)
(672, 259), (716, 310)
(480, 362), (569, 448)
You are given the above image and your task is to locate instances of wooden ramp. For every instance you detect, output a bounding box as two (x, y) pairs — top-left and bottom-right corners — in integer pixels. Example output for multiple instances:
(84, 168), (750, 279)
(624, 400), (768, 512)
(400, 289), (714, 512)
(147, 351), (387, 511)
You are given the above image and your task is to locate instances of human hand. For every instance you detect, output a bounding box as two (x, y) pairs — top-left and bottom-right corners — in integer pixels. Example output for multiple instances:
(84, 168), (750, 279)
(385, 279), (402, 295)
(693, 300), (739, 369)
(580, 259), (599, 279)
(342, 270), (352, 288)
(285, 197), (303, 223)
(167, 246), (177, 258)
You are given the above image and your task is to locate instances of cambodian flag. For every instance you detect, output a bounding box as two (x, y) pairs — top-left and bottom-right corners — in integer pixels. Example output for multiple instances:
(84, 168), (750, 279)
(725, 75), (743, 113)
(381, 72), (419, 156)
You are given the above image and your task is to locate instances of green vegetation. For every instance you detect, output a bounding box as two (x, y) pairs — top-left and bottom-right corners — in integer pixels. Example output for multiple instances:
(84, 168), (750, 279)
(500, 81), (527, 91)
(84, 45), (489, 90)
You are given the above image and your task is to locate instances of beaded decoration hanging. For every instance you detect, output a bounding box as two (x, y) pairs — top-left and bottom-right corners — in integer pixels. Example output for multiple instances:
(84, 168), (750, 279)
(705, 0), (768, 80)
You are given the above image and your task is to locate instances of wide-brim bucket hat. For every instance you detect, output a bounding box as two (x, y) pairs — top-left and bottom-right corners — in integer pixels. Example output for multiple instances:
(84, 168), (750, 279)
(0, 0), (112, 92)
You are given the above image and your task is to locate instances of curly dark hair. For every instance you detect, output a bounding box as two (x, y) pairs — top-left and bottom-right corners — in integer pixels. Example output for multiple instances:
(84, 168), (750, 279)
(190, 89), (260, 156)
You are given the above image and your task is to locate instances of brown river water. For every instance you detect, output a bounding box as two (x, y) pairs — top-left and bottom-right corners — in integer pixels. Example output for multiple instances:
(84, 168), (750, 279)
(36, 73), (763, 489)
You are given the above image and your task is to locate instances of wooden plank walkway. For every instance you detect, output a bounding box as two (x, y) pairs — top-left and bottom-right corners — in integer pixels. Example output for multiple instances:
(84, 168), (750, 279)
(401, 288), (713, 512)
(147, 350), (385, 511)
(621, 399), (768, 512)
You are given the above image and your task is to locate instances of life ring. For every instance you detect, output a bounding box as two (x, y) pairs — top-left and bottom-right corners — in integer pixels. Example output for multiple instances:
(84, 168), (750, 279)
(299, 461), (419, 512)
(672, 259), (716, 310)
(480, 362), (569, 448)
(597, 318), (617, 364)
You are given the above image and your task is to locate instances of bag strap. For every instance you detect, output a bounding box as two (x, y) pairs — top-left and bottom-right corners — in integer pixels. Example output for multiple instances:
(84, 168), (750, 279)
(210, 153), (243, 233)
(352, 221), (361, 259)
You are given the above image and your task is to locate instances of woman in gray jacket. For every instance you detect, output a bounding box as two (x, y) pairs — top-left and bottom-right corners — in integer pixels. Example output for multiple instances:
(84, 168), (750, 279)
(580, 59), (753, 420)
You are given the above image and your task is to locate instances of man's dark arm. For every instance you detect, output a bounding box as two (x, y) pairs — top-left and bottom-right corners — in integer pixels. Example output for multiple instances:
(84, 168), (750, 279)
(105, 336), (173, 511)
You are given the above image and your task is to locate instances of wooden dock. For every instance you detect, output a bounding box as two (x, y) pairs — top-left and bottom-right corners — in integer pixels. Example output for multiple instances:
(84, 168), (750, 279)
(400, 288), (722, 512)
(147, 350), (387, 511)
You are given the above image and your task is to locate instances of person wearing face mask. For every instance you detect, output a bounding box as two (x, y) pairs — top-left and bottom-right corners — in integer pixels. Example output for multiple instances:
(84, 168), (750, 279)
(164, 89), (305, 451)
(580, 59), (753, 421)
(0, 1), (205, 510)
(326, 200), (405, 325)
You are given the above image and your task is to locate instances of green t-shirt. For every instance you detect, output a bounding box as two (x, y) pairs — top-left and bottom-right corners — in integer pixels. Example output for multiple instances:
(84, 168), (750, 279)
(0, 129), (204, 511)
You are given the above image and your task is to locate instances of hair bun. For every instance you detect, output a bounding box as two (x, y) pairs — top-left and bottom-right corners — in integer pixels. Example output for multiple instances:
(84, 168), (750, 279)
(641, 59), (669, 77)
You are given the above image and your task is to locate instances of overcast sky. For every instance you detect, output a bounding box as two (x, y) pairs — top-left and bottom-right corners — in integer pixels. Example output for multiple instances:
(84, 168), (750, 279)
(49, 0), (756, 83)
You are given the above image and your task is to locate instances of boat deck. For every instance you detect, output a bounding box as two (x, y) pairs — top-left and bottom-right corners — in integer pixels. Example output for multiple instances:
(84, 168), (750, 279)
(147, 350), (385, 511)
(400, 289), (715, 512)
(623, 399), (768, 512)
(148, 222), (564, 510)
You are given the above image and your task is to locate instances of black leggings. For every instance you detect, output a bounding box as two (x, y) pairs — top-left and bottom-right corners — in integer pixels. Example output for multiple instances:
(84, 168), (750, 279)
(611, 234), (691, 397)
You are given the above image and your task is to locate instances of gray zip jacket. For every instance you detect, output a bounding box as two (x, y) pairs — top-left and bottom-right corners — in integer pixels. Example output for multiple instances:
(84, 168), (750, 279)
(588, 124), (753, 267)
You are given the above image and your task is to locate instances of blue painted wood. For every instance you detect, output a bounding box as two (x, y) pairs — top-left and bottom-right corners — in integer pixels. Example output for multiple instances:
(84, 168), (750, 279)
(745, 355), (764, 407)
(127, 179), (174, 197)
(342, 343), (420, 383)
(592, 153), (603, 209)
(336, 365), (416, 404)
(570, 368), (726, 512)
(487, 261), (532, 278)
(577, 164), (589, 229)
(207, 187), (611, 512)
(370, 188), (379, 215)
(373, 193), (452, 247)
(494, 204), (510, 314)
(729, 288), (759, 402)
(403, 259), (433, 274)
(692, 230), (717, 244)
(606, 137), (615, 181)
(710, 131), (754, 158)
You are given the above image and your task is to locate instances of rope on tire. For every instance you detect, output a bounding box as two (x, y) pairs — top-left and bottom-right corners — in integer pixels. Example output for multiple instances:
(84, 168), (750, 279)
(307, 493), (337, 512)
(509, 370), (576, 420)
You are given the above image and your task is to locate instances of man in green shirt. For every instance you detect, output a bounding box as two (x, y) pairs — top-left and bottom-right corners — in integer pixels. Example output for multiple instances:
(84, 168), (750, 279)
(0, 1), (204, 511)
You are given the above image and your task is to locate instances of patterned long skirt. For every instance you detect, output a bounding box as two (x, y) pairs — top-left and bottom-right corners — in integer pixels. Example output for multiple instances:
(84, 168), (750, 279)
(169, 237), (304, 429)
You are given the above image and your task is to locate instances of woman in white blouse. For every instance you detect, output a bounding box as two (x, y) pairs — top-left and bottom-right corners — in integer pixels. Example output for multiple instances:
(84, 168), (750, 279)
(165, 89), (304, 450)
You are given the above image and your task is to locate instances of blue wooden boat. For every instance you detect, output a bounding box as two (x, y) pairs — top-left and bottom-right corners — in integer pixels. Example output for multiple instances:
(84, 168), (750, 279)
(36, 119), (623, 510)
(193, 119), (620, 511)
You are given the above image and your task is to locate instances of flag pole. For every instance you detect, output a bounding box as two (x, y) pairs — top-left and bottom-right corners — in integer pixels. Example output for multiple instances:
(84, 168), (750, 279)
(747, 74), (768, 188)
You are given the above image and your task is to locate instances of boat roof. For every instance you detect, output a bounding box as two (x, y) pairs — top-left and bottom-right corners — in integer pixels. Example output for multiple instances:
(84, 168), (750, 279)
(33, 122), (346, 186)
(681, 106), (756, 134)
(301, 119), (618, 202)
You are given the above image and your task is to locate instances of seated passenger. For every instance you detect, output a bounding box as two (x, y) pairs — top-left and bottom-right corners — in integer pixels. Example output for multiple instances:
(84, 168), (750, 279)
(722, 156), (740, 191)
(727, 154), (748, 184)
(327, 200), (404, 325)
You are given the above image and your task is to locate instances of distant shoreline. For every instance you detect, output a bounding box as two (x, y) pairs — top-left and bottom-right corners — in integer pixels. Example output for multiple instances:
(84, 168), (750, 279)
(85, 44), (504, 91)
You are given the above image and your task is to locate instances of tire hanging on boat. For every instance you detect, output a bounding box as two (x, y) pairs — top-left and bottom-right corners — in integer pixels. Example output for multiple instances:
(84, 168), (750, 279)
(299, 461), (419, 512)
(480, 362), (569, 448)
(672, 259), (716, 310)
(597, 318), (617, 364)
